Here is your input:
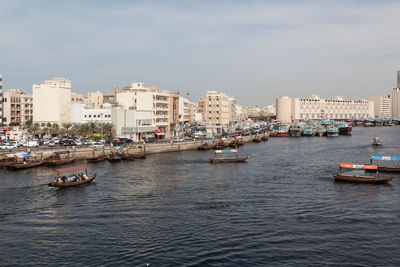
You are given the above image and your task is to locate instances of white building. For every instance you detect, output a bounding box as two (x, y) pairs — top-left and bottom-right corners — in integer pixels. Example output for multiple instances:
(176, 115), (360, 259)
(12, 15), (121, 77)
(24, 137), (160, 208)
(115, 82), (170, 138)
(276, 95), (374, 123)
(367, 96), (391, 118)
(204, 91), (231, 133)
(33, 77), (71, 125)
(391, 88), (400, 119)
(111, 107), (155, 141)
(70, 103), (111, 124)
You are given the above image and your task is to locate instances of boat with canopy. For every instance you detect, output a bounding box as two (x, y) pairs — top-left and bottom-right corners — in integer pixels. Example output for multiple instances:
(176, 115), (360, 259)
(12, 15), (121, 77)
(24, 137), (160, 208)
(6, 153), (46, 170)
(48, 164), (96, 188)
(372, 137), (382, 146)
(209, 149), (249, 163)
(332, 163), (393, 184)
(369, 156), (400, 173)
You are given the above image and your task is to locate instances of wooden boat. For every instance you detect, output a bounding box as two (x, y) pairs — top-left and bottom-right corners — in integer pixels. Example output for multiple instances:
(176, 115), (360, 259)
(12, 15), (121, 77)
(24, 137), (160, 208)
(132, 153), (146, 159)
(332, 163), (393, 184)
(368, 155), (400, 173)
(261, 134), (269, 141)
(48, 164), (96, 188)
(372, 137), (381, 146)
(209, 149), (249, 163)
(198, 141), (214, 150)
(44, 151), (75, 167)
(7, 160), (46, 170)
(120, 154), (135, 160)
(228, 142), (239, 148)
(332, 173), (393, 184)
(107, 154), (122, 163)
(87, 154), (106, 163)
(253, 136), (262, 143)
(213, 140), (228, 150)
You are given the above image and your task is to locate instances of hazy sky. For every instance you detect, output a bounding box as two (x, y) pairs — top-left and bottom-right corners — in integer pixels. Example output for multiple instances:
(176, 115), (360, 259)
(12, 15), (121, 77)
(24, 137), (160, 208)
(1, 0), (399, 106)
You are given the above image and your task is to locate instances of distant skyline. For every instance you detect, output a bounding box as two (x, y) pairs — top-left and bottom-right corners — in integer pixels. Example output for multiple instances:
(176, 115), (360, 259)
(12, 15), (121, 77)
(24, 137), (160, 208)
(1, 0), (400, 106)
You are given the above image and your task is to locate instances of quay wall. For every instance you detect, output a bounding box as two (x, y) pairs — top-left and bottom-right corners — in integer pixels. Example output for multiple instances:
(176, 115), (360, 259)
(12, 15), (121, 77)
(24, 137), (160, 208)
(1, 135), (258, 161)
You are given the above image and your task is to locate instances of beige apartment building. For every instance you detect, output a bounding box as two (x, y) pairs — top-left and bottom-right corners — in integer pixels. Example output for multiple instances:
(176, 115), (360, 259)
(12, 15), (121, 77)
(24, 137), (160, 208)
(204, 91), (230, 132)
(33, 77), (71, 125)
(71, 92), (85, 103)
(367, 96), (391, 118)
(115, 82), (170, 138)
(3, 89), (33, 128)
(86, 91), (103, 109)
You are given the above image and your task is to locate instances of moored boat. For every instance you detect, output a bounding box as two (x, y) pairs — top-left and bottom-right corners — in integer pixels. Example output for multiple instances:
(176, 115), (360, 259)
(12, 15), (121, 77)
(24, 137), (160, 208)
(6, 153), (46, 170)
(289, 124), (303, 137)
(107, 153), (122, 162)
(276, 125), (290, 137)
(368, 155), (400, 173)
(338, 124), (352, 135)
(197, 140), (214, 150)
(326, 125), (339, 137)
(209, 149), (249, 163)
(44, 151), (75, 167)
(302, 126), (316, 136)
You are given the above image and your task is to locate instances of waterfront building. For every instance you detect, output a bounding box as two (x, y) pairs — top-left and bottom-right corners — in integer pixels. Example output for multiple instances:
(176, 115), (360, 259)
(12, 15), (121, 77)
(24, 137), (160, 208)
(71, 92), (85, 103)
(70, 103), (111, 124)
(3, 89), (33, 128)
(391, 88), (400, 119)
(86, 91), (103, 109)
(115, 82), (170, 138)
(276, 95), (374, 123)
(367, 96), (391, 118)
(111, 107), (155, 141)
(197, 97), (205, 121)
(204, 91), (230, 133)
(0, 74), (3, 128)
(33, 77), (71, 125)
(179, 96), (196, 123)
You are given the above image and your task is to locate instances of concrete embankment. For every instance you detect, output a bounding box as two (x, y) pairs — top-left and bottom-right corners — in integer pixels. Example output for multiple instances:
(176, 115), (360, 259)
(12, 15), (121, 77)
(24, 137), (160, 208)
(1, 134), (262, 161)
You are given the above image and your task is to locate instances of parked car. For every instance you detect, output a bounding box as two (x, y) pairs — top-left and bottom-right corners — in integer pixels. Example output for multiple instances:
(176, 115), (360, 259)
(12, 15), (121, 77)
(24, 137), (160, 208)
(23, 141), (39, 148)
(143, 137), (156, 143)
(91, 142), (104, 149)
(173, 137), (184, 142)
(48, 140), (55, 147)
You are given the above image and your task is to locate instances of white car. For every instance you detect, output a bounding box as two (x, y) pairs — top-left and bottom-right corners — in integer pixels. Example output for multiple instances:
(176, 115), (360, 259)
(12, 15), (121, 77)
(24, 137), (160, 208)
(0, 143), (16, 150)
(173, 137), (184, 142)
(24, 141), (39, 148)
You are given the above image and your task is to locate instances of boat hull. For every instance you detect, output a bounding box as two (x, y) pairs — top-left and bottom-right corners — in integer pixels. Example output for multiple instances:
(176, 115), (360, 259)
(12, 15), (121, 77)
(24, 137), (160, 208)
(209, 157), (249, 163)
(45, 158), (75, 167)
(7, 161), (45, 170)
(49, 174), (97, 188)
(332, 173), (393, 184)
(339, 127), (352, 136)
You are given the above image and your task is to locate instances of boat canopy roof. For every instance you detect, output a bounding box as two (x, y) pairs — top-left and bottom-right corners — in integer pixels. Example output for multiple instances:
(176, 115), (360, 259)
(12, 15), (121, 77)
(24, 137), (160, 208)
(215, 149), (237, 153)
(340, 163), (378, 170)
(371, 156), (400, 161)
(56, 164), (87, 175)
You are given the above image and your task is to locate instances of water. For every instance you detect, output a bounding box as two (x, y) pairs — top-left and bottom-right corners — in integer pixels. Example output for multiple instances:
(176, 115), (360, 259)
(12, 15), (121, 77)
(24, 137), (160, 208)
(1, 127), (400, 266)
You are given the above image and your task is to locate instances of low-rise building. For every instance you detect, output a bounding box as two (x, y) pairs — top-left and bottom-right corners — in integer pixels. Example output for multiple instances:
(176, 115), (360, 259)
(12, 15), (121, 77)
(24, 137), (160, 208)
(86, 91), (103, 109)
(276, 95), (374, 123)
(70, 103), (111, 124)
(3, 89), (33, 128)
(111, 107), (155, 141)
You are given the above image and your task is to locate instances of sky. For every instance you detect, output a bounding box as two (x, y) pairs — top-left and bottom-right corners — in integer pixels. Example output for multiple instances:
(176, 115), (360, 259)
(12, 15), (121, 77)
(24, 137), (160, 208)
(0, 0), (400, 106)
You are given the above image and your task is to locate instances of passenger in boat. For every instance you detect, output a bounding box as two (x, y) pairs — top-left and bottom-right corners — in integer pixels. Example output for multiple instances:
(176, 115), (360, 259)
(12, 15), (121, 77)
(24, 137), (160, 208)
(82, 174), (88, 180)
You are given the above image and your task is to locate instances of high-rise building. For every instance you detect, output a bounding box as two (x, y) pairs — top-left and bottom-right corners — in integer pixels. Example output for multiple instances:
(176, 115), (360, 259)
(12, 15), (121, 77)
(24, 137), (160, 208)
(33, 77), (71, 125)
(397, 70), (400, 89)
(367, 96), (391, 118)
(391, 88), (400, 119)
